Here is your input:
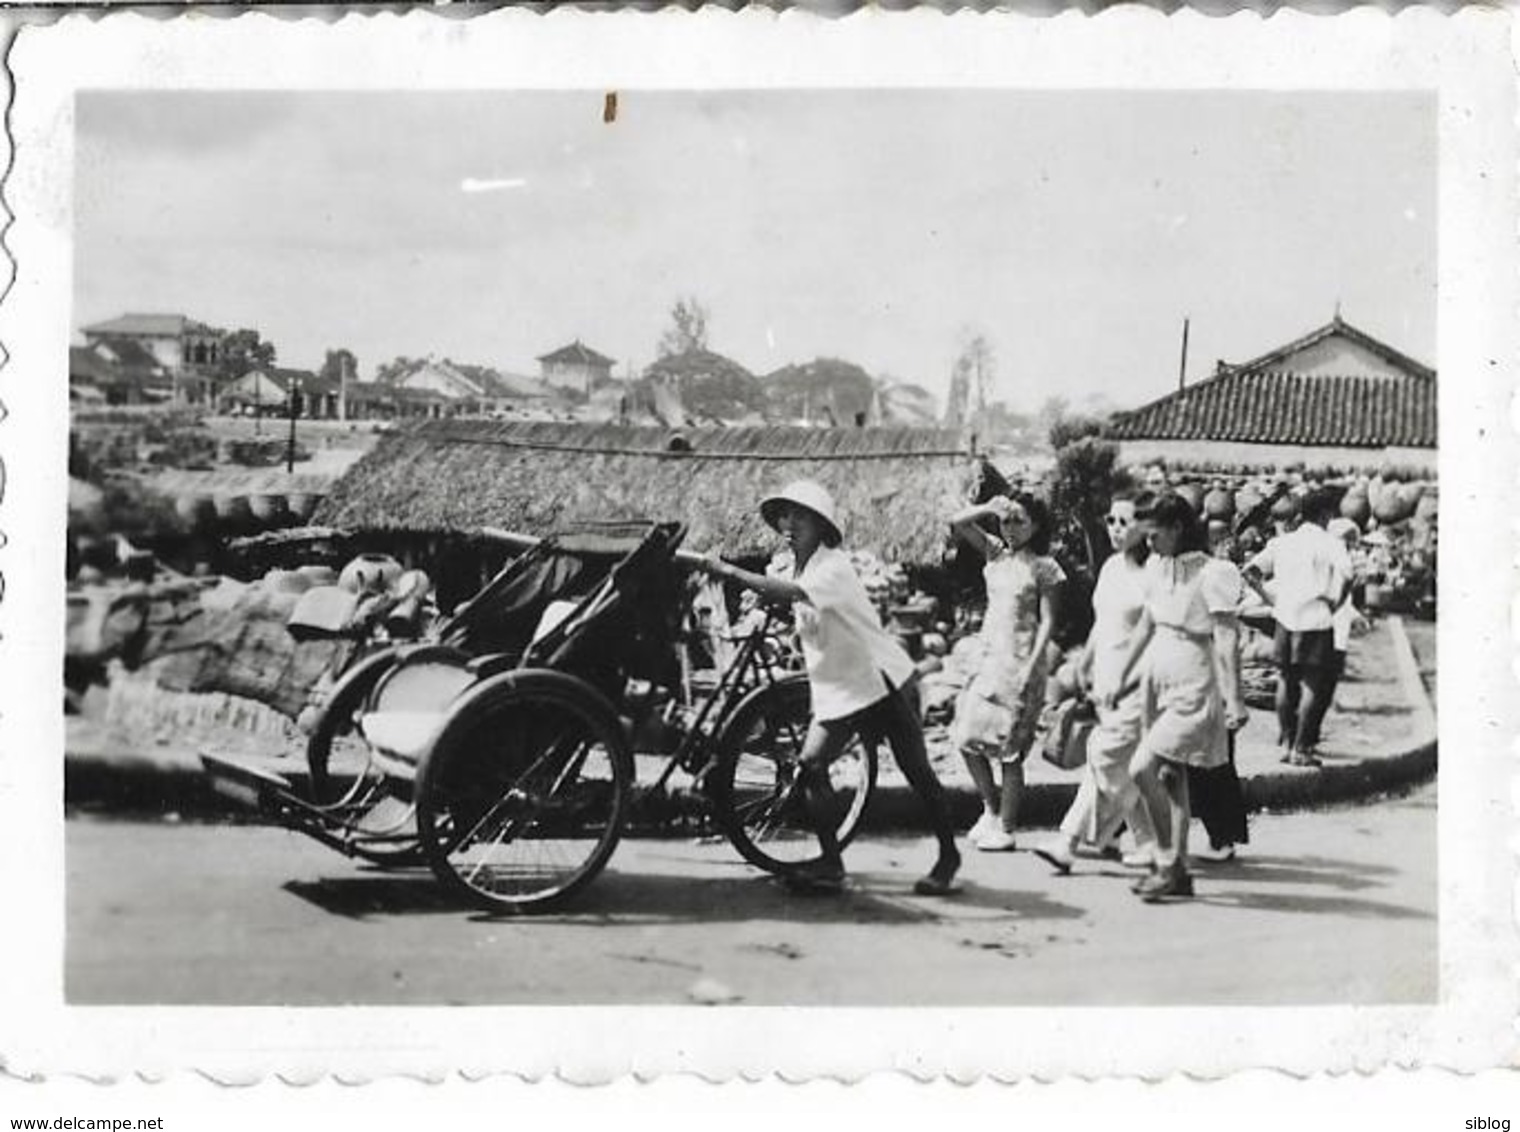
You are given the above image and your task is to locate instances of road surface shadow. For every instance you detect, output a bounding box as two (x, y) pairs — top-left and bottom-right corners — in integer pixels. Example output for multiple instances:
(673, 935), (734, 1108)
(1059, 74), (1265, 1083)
(284, 875), (473, 919)
(283, 869), (1085, 925)
(1193, 889), (1432, 919)
(1194, 852), (1398, 892)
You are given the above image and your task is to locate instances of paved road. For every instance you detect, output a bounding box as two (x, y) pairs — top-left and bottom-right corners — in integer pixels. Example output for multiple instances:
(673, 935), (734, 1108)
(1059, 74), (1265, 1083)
(67, 782), (1434, 1006)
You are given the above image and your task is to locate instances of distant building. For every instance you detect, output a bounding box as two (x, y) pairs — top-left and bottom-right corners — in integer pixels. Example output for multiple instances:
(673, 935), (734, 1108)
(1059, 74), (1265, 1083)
(80, 313), (225, 405)
(69, 340), (173, 405)
(376, 357), (553, 418)
(220, 367), (341, 419)
(1107, 314), (1436, 473)
(537, 340), (616, 397)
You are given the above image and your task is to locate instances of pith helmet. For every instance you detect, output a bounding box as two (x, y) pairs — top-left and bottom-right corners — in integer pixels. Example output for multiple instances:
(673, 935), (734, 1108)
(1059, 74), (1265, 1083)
(760, 479), (843, 547)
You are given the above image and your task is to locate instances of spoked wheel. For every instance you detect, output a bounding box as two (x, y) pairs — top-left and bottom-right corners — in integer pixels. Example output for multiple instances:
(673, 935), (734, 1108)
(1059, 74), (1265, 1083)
(305, 646), (467, 866)
(708, 675), (878, 876)
(415, 670), (633, 913)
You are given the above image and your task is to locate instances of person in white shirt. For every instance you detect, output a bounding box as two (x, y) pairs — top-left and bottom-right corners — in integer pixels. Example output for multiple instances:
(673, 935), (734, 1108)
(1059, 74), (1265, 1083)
(693, 480), (962, 896)
(1243, 488), (1351, 767)
(1034, 492), (1159, 874)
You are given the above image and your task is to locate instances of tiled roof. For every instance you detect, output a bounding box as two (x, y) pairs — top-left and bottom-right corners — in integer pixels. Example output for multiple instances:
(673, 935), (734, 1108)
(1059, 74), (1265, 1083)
(93, 338), (164, 371)
(69, 346), (116, 385)
(69, 345), (170, 391)
(82, 313), (222, 339)
(1107, 369), (1436, 449)
(537, 340), (616, 368)
(83, 313), (189, 338)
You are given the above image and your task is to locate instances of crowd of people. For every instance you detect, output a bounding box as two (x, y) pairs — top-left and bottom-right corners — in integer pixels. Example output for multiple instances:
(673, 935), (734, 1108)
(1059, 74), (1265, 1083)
(695, 476), (1356, 904)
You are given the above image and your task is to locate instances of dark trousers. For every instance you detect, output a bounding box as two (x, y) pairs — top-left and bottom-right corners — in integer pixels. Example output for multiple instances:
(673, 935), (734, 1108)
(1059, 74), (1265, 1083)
(1187, 733), (1249, 849)
(801, 677), (955, 859)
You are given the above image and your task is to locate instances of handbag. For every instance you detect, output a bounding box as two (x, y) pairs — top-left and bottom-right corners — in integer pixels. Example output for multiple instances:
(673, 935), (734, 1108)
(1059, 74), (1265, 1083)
(1041, 695), (1096, 771)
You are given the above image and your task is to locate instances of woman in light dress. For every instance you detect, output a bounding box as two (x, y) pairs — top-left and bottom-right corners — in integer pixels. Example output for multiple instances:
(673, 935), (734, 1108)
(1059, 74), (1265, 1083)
(1109, 492), (1248, 902)
(948, 493), (1065, 852)
(1033, 492), (1159, 873)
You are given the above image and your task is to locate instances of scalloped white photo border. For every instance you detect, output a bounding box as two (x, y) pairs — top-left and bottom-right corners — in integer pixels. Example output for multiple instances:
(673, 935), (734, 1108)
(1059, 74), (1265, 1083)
(0, 6), (1512, 1081)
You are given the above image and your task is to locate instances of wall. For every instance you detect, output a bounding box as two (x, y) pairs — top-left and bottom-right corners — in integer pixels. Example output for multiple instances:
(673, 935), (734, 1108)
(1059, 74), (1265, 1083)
(147, 335), (183, 370)
(1268, 336), (1421, 381)
(1117, 438), (1437, 474)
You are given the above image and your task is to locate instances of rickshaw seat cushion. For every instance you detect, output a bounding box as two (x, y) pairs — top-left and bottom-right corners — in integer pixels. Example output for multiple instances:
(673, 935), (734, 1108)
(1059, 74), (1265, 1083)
(360, 710), (446, 765)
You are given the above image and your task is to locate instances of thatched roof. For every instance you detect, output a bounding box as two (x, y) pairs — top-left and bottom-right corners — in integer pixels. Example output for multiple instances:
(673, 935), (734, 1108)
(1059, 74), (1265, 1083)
(315, 419), (993, 562)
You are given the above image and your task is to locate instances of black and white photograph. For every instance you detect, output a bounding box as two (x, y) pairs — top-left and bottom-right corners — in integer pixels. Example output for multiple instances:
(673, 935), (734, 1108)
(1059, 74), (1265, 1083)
(1, 7), (1513, 1088)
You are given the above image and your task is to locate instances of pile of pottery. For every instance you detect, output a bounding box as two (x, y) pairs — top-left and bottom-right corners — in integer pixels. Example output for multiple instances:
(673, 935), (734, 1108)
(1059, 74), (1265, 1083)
(172, 488), (327, 535)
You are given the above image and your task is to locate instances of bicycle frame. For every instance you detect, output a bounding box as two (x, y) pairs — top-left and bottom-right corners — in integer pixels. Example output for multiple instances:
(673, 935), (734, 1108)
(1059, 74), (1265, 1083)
(645, 608), (796, 795)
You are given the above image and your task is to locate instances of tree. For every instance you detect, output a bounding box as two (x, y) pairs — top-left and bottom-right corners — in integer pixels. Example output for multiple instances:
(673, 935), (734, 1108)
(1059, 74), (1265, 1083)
(657, 297), (710, 358)
(763, 358), (877, 424)
(1048, 412), (1104, 452)
(944, 333), (996, 431)
(216, 328), (277, 381)
(960, 333), (995, 415)
(1046, 436), (1134, 575)
(320, 349), (359, 421)
(374, 356), (417, 385)
(318, 348), (358, 386)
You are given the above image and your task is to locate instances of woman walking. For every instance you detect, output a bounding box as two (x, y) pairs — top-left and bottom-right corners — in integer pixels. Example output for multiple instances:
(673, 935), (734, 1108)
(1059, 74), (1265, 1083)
(948, 493), (1065, 852)
(1033, 492), (1159, 873)
(693, 480), (962, 896)
(1109, 493), (1248, 902)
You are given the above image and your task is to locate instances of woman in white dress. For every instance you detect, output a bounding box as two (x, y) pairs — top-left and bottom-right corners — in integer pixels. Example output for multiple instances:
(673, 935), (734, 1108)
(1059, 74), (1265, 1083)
(1109, 493), (1249, 902)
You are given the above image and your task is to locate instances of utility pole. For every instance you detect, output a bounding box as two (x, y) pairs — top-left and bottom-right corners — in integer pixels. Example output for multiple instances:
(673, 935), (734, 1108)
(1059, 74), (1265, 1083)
(286, 375), (299, 473)
(1177, 316), (1191, 395)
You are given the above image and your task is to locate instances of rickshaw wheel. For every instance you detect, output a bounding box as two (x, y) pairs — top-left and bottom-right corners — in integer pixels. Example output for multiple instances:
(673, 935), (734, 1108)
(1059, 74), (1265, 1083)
(306, 644), (468, 866)
(709, 675), (879, 876)
(415, 669), (633, 913)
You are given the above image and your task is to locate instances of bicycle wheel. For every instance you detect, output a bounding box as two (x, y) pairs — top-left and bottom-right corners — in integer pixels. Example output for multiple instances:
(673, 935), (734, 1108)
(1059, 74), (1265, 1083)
(306, 646), (404, 806)
(415, 669), (633, 913)
(708, 675), (878, 875)
(306, 645), (467, 865)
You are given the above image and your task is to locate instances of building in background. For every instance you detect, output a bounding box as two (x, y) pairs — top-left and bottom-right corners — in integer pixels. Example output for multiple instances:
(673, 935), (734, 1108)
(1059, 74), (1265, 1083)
(1106, 314), (1436, 473)
(220, 367), (343, 419)
(80, 313), (225, 406)
(379, 357), (552, 418)
(537, 340), (616, 397)
(69, 340), (174, 405)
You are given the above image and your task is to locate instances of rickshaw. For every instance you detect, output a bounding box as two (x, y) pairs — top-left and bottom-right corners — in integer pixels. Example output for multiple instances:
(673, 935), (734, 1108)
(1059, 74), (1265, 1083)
(202, 521), (879, 912)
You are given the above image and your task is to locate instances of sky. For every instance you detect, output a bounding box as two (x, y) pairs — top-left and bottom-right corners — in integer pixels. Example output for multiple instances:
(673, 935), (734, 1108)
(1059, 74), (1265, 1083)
(73, 90), (1435, 411)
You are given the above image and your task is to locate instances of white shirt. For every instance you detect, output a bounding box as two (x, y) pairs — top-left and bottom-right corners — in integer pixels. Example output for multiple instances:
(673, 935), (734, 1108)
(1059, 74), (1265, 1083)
(791, 545), (916, 721)
(1088, 554), (1148, 699)
(1248, 524), (1350, 633)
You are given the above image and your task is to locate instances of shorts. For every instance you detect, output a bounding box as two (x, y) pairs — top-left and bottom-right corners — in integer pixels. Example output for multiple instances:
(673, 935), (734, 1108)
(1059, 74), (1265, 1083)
(1273, 626), (1336, 673)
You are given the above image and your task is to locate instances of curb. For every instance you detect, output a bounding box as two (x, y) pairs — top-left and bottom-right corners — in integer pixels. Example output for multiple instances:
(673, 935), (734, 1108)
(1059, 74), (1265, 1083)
(66, 617), (1439, 829)
(865, 613), (1438, 832)
(859, 738), (1437, 834)
(66, 732), (1439, 830)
